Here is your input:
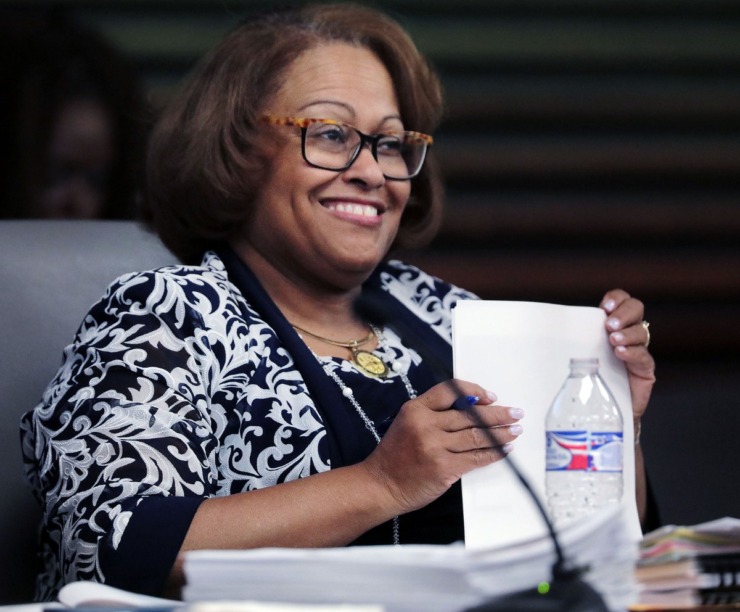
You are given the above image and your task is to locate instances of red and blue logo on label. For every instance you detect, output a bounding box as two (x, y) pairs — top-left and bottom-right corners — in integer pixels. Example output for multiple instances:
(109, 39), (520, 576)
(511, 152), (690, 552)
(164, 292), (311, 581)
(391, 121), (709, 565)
(546, 430), (623, 472)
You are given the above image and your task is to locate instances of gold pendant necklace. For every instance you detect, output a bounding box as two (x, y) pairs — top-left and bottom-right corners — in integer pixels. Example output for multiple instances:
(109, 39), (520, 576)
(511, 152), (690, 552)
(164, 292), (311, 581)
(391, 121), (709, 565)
(351, 348), (388, 377)
(291, 323), (389, 377)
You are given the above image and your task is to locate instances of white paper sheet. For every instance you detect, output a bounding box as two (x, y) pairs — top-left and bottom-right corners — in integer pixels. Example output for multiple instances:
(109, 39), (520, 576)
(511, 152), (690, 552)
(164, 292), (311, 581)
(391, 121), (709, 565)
(452, 300), (642, 550)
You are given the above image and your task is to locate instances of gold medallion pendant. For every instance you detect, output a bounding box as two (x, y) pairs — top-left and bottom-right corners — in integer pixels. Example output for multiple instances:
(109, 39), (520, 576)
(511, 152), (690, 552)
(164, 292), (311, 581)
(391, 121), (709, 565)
(352, 349), (388, 378)
(291, 323), (389, 377)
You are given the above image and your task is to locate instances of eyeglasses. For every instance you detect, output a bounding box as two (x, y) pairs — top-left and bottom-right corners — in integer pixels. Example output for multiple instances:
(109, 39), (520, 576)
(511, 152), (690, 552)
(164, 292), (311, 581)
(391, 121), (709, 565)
(262, 115), (433, 180)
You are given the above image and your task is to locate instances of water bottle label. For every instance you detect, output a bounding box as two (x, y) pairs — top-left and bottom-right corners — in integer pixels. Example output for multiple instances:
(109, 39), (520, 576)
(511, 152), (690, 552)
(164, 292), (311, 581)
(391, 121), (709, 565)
(590, 432), (623, 472)
(546, 430), (623, 472)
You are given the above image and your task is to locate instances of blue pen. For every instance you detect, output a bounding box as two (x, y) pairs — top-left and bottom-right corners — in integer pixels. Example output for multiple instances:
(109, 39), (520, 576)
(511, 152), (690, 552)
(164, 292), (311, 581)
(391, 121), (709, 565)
(452, 395), (479, 410)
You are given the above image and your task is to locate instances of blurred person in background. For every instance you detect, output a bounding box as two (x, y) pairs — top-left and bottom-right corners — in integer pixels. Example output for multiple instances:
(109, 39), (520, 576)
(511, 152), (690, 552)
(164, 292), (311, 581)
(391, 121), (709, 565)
(0, 7), (149, 219)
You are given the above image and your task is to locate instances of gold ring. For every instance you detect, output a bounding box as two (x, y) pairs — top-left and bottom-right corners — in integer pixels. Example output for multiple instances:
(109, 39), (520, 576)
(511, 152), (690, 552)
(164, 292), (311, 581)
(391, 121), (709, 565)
(641, 320), (651, 348)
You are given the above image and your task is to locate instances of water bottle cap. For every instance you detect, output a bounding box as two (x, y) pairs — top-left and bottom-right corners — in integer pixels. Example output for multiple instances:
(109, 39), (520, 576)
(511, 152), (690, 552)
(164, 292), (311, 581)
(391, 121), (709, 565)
(569, 357), (599, 367)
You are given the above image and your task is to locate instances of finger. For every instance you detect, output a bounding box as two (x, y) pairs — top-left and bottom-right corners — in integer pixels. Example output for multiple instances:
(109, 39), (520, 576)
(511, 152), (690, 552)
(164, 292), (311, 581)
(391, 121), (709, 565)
(463, 445), (513, 471)
(446, 423), (520, 454)
(600, 289), (631, 314)
(428, 445), (513, 483)
(443, 404), (524, 432)
(605, 298), (645, 333)
(609, 320), (650, 348)
(601, 289), (642, 321)
(450, 394), (482, 410)
(614, 344), (656, 375)
(416, 380), (494, 413)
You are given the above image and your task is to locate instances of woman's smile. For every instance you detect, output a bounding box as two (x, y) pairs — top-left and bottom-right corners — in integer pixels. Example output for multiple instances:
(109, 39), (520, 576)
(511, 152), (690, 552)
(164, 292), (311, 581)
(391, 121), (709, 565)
(320, 197), (385, 226)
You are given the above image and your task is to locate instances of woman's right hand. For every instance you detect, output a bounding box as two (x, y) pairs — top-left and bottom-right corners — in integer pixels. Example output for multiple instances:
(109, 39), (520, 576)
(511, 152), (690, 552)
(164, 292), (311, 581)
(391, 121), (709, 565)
(175, 380), (522, 578)
(361, 379), (524, 515)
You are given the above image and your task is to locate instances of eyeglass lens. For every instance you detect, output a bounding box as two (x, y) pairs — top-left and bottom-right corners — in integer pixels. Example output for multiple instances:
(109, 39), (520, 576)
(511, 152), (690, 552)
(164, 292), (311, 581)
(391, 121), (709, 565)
(304, 122), (426, 179)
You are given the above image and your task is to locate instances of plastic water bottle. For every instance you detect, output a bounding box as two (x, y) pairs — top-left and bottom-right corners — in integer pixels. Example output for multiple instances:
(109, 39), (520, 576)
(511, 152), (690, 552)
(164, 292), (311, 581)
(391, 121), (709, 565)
(545, 357), (623, 527)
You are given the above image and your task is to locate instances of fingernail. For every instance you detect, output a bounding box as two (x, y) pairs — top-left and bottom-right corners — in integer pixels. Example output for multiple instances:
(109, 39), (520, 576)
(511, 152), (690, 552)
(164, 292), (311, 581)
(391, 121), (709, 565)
(486, 390), (498, 402)
(608, 318), (621, 330)
(502, 443), (514, 454)
(508, 407), (524, 420)
(611, 332), (625, 343)
(616, 345), (627, 354)
(509, 424), (523, 436)
(603, 299), (616, 313)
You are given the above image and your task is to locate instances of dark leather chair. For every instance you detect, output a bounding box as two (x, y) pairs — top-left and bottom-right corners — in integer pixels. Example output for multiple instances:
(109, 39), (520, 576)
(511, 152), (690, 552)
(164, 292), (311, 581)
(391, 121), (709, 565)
(0, 220), (176, 603)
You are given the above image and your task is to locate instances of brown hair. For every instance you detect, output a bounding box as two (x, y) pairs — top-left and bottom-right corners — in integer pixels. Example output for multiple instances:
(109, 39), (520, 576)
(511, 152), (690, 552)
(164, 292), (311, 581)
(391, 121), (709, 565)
(144, 3), (444, 264)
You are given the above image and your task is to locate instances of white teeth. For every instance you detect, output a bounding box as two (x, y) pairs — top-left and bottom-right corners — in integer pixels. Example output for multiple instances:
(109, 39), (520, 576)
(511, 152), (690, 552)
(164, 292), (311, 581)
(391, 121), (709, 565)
(332, 203), (378, 217)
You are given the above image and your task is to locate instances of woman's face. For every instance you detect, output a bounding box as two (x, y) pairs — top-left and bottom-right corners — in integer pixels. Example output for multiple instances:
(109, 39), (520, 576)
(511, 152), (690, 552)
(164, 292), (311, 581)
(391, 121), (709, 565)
(237, 43), (412, 292)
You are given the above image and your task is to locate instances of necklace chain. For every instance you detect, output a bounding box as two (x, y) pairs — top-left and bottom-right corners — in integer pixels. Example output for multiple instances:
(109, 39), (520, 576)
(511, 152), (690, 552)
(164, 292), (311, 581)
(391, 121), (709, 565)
(293, 322), (388, 377)
(313, 324), (416, 546)
(291, 323), (374, 350)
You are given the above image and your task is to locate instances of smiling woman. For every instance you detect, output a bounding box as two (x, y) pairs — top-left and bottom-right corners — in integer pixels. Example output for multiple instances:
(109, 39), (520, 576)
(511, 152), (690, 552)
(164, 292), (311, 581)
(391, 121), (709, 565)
(21, 2), (656, 602)
(235, 43), (415, 292)
(143, 4), (444, 266)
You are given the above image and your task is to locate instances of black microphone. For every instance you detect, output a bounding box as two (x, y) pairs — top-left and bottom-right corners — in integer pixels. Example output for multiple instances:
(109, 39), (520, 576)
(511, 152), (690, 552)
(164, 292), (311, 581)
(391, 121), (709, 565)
(354, 291), (608, 612)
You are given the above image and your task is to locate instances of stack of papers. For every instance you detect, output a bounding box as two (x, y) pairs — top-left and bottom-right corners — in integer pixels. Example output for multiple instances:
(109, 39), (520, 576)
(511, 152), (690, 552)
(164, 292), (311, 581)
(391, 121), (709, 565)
(186, 545), (479, 612)
(183, 503), (638, 612)
(633, 517), (740, 608)
(467, 501), (638, 610)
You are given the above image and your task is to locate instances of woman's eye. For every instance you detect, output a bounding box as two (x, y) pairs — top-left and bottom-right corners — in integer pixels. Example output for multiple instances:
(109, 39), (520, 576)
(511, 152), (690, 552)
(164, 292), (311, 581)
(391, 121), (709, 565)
(311, 125), (348, 144)
(377, 135), (403, 154)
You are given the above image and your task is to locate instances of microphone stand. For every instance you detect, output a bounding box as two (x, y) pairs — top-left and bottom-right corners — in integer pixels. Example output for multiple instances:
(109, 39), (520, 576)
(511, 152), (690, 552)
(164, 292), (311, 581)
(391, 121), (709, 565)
(354, 293), (609, 611)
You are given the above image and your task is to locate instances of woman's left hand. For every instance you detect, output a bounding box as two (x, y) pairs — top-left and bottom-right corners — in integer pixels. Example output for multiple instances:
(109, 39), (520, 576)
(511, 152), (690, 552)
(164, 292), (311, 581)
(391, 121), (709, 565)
(600, 289), (656, 422)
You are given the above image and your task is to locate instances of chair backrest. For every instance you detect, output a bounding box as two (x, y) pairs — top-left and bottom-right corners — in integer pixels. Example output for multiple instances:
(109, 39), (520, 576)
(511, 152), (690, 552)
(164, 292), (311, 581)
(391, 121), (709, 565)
(0, 220), (177, 603)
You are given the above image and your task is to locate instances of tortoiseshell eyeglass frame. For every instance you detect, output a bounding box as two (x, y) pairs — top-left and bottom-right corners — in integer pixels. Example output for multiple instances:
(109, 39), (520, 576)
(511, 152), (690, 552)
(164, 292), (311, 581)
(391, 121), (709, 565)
(261, 115), (433, 180)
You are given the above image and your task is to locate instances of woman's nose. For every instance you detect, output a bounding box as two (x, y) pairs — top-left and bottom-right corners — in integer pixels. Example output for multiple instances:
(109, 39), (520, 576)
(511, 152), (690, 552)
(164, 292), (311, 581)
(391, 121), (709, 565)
(343, 144), (386, 187)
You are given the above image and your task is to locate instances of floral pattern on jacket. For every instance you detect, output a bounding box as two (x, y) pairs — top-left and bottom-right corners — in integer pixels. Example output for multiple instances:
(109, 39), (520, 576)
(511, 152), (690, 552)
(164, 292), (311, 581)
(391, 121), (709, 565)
(20, 251), (475, 599)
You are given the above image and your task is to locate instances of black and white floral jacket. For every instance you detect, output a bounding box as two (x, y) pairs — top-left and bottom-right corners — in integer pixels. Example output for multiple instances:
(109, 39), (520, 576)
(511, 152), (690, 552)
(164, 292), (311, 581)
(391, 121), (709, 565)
(21, 249), (475, 600)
